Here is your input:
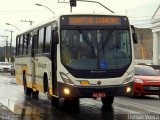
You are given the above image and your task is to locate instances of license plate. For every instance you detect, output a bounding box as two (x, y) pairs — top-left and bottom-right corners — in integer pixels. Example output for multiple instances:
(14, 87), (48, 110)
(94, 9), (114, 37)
(148, 87), (159, 91)
(93, 93), (106, 97)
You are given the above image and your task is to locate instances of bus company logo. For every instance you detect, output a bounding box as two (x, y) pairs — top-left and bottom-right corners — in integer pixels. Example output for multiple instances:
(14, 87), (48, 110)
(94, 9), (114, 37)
(97, 81), (101, 85)
(90, 71), (106, 73)
(37, 62), (46, 68)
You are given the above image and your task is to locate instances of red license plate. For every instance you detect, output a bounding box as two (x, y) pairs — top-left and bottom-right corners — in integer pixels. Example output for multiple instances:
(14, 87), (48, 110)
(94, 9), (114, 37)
(93, 93), (106, 97)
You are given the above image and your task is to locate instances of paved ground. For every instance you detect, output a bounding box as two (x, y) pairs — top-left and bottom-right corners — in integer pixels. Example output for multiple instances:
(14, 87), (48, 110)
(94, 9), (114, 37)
(0, 103), (19, 120)
(0, 73), (18, 119)
(1, 73), (160, 120)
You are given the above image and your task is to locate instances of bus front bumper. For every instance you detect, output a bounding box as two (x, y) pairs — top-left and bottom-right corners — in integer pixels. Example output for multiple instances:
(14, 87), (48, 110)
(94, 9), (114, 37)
(57, 82), (125, 98)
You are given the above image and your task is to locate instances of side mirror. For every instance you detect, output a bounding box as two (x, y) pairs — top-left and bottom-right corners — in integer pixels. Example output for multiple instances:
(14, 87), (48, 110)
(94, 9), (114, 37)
(131, 25), (138, 44)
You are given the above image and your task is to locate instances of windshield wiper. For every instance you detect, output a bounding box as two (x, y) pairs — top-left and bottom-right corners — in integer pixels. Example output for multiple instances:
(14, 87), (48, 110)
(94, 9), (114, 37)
(102, 29), (113, 48)
(77, 29), (95, 57)
(77, 29), (91, 46)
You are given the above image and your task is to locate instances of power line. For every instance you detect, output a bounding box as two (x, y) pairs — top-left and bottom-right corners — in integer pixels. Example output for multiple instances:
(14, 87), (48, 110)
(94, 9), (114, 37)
(0, 10), (47, 13)
(121, 2), (159, 11)
(130, 19), (151, 22)
(133, 23), (151, 26)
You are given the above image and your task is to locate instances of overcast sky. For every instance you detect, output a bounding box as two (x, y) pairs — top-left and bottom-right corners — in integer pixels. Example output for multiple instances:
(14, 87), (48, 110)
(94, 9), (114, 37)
(0, 0), (160, 46)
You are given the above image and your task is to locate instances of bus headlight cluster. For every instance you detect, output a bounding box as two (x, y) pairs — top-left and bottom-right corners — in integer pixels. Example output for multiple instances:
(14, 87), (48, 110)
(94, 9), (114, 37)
(126, 87), (131, 93)
(63, 88), (70, 95)
(59, 72), (74, 85)
(123, 71), (134, 84)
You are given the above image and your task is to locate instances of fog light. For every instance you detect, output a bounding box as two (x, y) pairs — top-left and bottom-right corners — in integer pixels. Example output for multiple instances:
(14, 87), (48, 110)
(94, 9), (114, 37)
(126, 87), (131, 93)
(63, 88), (70, 95)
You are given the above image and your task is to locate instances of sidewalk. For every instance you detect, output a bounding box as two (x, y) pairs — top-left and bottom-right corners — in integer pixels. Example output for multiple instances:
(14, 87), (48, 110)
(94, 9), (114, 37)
(0, 103), (19, 120)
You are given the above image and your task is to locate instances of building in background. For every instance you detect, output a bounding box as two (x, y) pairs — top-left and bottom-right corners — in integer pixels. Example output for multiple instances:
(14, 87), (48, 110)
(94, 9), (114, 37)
(151, 5), (160, 65)
(134, 28), (153, 64)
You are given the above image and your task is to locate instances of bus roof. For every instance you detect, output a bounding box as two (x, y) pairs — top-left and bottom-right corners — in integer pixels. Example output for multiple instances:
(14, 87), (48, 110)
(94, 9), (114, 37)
(17, 13), (128, 36)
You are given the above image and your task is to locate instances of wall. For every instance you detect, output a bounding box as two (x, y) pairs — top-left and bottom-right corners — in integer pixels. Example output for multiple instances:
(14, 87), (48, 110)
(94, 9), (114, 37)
(134, 28), (153, 60)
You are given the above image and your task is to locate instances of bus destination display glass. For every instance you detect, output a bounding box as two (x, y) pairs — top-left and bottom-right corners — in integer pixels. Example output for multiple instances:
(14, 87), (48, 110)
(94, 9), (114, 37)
(61, 15), (128, 26)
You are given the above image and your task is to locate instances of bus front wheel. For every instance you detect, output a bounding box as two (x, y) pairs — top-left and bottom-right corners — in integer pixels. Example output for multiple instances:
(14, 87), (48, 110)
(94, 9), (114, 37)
(32, 91), (39, 98)
(51, 96), (59, 107)
(64, 98), (79, 108)
(101, 96), (114, 106)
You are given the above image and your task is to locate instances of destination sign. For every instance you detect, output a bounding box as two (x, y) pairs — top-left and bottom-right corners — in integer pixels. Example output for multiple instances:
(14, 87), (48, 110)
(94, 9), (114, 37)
(60, 15), (128, 26)
(69, 17), (120, 25)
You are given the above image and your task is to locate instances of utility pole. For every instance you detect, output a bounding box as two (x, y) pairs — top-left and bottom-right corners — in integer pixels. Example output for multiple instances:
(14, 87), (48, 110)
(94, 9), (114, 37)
(21, 20), (33, 26)
(1, 35), (9, 62)
(4, 30), (14, 62)
(126, 9), (128, 16)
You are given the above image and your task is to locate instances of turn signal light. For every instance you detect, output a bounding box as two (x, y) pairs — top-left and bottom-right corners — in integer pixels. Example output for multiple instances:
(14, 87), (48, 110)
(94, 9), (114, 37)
(80, 81), (89, 85)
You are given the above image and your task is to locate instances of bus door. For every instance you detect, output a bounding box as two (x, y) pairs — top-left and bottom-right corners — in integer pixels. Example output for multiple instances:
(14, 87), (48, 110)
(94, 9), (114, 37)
(31, 30), (38, 91)
(51, 30), (58, 95)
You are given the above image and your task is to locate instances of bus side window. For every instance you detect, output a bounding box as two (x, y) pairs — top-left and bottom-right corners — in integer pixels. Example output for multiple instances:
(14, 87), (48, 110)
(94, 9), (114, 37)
(27, 33), (32, 56)
(44, 25), (51, 53)
(23, 35), (27, 55)
(26, 34), (30, 55)
(34, 31), (39, 54)
(32, 35), (38, 56)
(16, 37), (20, 55)
(19, 36), (24, 55)
(38, 28), (45, 54)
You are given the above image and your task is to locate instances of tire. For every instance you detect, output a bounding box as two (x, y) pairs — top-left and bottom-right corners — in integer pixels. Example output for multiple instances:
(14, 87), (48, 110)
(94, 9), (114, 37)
(13, 69), (15, 76)
(51, 96), (59, 107)
(72, 98), (79, 106)
(64, 98), (79, 107)
(101, 96), (114, 106)
(32, 91), (39, 98)
(43, 74), (48, 93)
(23, 73), (32, 96)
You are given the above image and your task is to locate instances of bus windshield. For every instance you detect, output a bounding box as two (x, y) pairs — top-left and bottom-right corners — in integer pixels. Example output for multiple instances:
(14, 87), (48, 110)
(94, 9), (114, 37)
(61, 29), (131, 70)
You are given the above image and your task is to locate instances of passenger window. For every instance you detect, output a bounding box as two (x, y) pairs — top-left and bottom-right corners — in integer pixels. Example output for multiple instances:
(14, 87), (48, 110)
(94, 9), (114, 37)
(33, 35), (38, 55)
(19, 36), (24, 55)
(44, 25), (51, 53)
(26, 34), (30, 55)
(16, 37), (20, 55)
(38, 28), (44, 54)
(23, 35), (27, 55)
(27, 33), (32, 55)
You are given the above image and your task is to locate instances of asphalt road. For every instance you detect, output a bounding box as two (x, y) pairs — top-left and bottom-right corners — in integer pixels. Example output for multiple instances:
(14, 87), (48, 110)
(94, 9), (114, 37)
(0, 73), (160, 120)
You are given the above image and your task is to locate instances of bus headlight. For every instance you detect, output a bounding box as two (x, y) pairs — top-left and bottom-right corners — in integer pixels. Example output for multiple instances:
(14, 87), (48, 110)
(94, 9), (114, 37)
(123, 71), (134, 84)
(63, 88), (70, 95)
(126, 87), (132, 93)
(59, 72), (74, 85)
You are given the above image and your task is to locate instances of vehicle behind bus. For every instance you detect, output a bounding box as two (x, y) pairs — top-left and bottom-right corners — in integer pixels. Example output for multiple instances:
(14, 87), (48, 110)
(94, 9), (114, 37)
(0, 62), (13, 72)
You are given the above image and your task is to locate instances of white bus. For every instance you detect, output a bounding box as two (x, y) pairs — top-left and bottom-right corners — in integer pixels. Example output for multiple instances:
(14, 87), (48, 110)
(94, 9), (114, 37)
(15, 13), (137, 107)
